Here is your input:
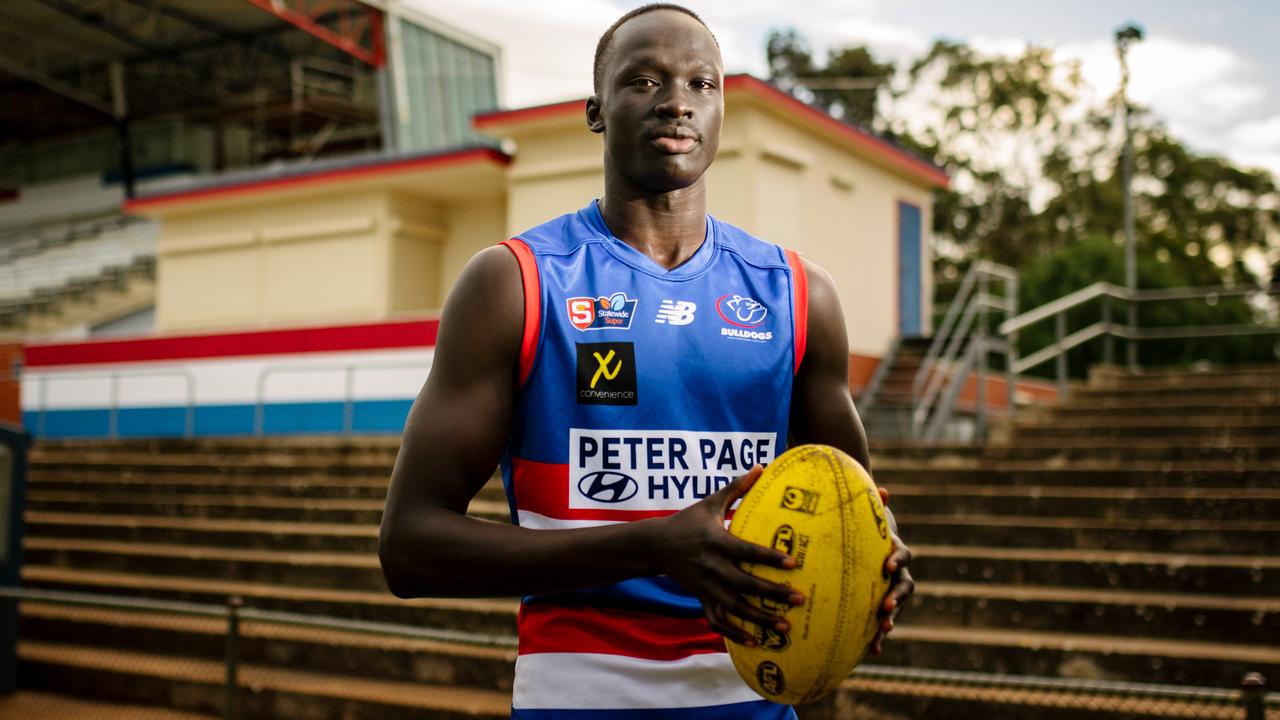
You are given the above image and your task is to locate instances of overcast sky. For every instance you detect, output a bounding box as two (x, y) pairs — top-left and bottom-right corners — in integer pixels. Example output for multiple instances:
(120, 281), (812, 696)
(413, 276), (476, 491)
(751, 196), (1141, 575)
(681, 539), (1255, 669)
(405, 0), (1280, 179)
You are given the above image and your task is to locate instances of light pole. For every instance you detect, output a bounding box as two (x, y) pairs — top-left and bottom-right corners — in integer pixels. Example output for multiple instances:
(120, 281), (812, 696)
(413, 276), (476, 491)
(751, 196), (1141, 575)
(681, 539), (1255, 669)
(1116, 23), (1143, 371)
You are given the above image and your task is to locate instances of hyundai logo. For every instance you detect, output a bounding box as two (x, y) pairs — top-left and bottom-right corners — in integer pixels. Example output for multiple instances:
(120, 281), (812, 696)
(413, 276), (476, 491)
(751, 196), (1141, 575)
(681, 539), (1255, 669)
(578, 470), (639, 503)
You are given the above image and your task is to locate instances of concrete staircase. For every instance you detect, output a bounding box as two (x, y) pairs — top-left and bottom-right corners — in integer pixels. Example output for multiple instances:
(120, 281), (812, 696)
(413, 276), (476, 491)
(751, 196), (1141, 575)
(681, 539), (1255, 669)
(16, 366), (1280, 718)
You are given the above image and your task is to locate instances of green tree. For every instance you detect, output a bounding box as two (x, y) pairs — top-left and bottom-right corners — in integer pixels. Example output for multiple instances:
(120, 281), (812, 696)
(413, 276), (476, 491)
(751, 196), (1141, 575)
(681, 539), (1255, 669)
(766, 29), (894, 128)
(764, 31), (1280, 366)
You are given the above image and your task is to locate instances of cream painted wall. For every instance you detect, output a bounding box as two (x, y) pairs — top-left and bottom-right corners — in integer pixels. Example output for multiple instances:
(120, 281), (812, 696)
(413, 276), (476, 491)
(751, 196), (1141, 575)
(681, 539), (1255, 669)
(740, 109), (935, 356)
(155, 191), (391, 332)
(440, 197), (508, 302)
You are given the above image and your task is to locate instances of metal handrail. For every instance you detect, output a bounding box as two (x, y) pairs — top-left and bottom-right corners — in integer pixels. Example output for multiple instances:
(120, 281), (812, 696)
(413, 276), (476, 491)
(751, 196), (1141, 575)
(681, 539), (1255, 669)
(914, 293), (1011, 424)
(914, 259), (1013, 398)
(998, 281), (1280, 397)
(857, 335), (900, 408)
(912, 260), (1017, 442)
(253, 360), (431, 435)
(999, 281), (1116, 335)
(3, 584), (1274, 716)
(0, 586), (518, 648)
(35, 367), (196, 439)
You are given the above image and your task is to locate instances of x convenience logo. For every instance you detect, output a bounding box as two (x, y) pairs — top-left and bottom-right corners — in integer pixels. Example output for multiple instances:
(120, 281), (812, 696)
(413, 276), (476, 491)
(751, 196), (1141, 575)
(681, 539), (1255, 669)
(576, 342), (637, 406)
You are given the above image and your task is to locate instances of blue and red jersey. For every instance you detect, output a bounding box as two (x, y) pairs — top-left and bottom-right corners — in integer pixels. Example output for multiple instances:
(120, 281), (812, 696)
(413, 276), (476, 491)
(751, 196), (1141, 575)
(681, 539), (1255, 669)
(499, 200), (808, 718)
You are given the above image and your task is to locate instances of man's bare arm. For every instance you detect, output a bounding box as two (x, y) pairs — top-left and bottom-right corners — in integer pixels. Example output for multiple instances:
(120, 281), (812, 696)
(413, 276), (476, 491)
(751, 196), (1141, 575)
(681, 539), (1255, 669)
(788, 258), (914, 655)
(378, 247), (798, 640)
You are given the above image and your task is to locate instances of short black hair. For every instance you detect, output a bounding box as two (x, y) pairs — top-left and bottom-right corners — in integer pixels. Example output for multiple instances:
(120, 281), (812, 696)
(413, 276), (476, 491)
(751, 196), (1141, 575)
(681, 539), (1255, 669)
(592, 3), (720, 95)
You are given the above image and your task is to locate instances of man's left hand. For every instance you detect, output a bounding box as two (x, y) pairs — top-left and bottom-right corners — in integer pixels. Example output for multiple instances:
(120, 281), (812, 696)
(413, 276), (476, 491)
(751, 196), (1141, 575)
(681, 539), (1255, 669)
(870, 486), (913, 656)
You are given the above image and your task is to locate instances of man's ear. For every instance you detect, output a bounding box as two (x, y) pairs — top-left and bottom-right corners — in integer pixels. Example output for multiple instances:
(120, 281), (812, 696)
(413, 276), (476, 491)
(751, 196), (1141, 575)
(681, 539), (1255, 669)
(586, 96), (605, 134)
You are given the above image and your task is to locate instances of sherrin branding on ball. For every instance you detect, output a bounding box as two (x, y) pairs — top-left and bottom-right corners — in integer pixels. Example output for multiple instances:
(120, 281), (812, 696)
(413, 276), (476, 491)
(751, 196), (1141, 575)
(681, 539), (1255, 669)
(726, 443), (893, 705)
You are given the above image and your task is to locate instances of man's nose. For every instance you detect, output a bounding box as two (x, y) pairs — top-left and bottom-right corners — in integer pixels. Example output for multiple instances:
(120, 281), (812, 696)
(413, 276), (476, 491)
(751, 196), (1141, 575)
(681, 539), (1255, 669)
(654, 84), (694, 119)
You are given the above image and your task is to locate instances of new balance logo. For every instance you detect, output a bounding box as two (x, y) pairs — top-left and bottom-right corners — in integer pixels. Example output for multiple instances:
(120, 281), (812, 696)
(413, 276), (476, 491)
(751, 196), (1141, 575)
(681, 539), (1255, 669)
(655, 300), (697, 326)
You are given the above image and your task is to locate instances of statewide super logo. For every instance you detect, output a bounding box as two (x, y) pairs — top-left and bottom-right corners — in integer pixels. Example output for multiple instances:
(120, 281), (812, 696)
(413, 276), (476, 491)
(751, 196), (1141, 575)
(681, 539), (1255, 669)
(567, 292), (637, 331)
(716, 294), (773, 342)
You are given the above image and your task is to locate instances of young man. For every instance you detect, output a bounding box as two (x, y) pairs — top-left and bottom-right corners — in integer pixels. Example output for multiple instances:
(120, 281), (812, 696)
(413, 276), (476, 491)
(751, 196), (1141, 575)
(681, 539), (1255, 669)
(379, 4), (914, 717)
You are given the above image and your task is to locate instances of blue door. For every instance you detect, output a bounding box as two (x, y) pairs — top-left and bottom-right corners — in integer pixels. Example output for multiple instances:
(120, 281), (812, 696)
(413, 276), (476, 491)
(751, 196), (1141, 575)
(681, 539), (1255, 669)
(898, 201), (922, 336)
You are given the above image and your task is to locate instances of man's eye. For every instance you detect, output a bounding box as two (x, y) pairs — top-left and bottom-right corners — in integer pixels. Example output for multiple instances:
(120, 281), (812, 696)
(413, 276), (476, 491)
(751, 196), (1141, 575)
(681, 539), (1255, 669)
(631, 78), (658, 88)
(691, 79), (717, 90)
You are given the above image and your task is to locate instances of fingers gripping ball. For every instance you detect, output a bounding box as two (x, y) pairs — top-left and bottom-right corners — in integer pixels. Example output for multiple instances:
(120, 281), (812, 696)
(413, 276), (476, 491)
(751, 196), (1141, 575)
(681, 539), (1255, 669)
(726, 444), (893, 705)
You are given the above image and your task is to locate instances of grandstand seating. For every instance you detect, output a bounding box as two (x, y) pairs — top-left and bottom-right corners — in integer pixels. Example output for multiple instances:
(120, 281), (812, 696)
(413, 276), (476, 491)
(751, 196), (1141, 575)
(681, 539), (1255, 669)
(14, 366), (1280, 718)
(0, 180), (157, 337)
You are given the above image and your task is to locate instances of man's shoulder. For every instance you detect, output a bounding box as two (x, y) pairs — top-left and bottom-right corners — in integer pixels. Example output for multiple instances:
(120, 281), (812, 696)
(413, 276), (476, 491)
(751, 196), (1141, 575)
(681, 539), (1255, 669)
(710, 215), (789, 270)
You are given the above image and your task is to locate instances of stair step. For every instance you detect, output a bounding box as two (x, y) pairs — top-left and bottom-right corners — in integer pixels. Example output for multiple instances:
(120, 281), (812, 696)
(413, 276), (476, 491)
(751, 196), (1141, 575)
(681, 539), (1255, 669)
(889, 485), (1280, 521)
(25, 512), (381, 553)
(906, 581), (1279, 646)
(20, 603), (517, 690)
(837, 669), (1246, 720)
(0, 691), (216, 720)
(26, 491), (389, 524)
(873, 464), (1280, 488)
(26, 474), (507, 504)
(911, 544), (1280, 596)
(22, 566), (518, 634)
(873, 625), (1280, 687)
(898, 513), (1280, 553)
(24, 538), (387, 592)
(19, 640), (511, 720)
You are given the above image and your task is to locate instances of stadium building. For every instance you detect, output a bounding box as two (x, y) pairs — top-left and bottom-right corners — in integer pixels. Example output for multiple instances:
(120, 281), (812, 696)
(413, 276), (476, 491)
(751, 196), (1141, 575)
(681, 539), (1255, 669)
(2, 1), (947, 439)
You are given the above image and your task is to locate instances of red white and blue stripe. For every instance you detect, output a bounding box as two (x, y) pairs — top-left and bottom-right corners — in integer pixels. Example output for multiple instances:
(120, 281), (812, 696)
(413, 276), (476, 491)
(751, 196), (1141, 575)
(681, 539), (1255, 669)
(20, 318), (437, 438)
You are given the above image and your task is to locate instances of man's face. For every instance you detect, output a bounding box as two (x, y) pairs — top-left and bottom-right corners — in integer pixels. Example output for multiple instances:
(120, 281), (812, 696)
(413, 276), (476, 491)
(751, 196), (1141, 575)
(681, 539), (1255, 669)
(589, 10), (724, 193)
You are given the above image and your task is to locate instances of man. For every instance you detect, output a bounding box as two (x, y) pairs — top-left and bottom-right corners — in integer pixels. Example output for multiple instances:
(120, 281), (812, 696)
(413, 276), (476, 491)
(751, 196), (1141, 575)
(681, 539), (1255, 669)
(379, 4), (914, 717)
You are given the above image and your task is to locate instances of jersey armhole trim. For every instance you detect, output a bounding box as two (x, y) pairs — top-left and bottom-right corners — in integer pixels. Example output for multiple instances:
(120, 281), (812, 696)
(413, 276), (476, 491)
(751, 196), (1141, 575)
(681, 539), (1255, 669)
(501, 238), (541, 387)
(785, 248), (808, 375)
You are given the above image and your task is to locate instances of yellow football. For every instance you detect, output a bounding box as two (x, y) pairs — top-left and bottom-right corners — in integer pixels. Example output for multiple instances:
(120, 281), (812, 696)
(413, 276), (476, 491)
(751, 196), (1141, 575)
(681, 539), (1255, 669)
(726, 444), (894, 705)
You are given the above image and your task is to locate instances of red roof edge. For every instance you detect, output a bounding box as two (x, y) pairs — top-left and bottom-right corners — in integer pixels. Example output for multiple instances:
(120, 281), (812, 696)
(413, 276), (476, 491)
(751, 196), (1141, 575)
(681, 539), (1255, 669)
(470, 75), (947, 189)
(725, 75), (949, 189)
(473, 98), (585, 130)
(124, 146), (512, 213)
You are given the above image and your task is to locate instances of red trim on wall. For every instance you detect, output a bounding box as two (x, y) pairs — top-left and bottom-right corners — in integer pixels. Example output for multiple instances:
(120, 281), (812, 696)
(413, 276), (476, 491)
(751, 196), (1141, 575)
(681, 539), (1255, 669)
(25, 318), (440, 368)
(124, 147), (511, 212)
(785, 249), (809, 375)
(501, 238), (542, 386)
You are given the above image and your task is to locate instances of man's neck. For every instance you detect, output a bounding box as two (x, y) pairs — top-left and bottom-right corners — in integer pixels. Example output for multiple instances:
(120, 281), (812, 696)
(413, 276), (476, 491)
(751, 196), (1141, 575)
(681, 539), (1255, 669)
(598, 177), (708, 271)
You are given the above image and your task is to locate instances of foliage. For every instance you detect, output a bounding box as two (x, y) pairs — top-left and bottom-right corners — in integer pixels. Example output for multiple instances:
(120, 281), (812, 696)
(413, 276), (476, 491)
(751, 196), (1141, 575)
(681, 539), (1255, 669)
(766, 31), (1280, 366)
(766, 29), (894, 128)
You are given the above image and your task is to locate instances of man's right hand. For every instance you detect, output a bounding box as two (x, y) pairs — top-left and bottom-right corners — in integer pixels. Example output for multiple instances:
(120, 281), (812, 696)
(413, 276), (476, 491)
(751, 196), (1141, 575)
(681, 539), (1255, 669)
(655, 465), (804, 646)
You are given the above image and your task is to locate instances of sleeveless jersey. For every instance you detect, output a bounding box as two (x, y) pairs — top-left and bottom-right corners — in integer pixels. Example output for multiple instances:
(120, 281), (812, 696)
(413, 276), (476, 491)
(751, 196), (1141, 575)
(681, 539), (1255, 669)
(500, 200), (808, 719)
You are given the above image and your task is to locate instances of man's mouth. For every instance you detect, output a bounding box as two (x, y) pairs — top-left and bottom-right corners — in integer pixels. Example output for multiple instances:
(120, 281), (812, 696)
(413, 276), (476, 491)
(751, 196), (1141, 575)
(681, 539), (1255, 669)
(650, 128), (699, 154)
(652, 136), (698, 153)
